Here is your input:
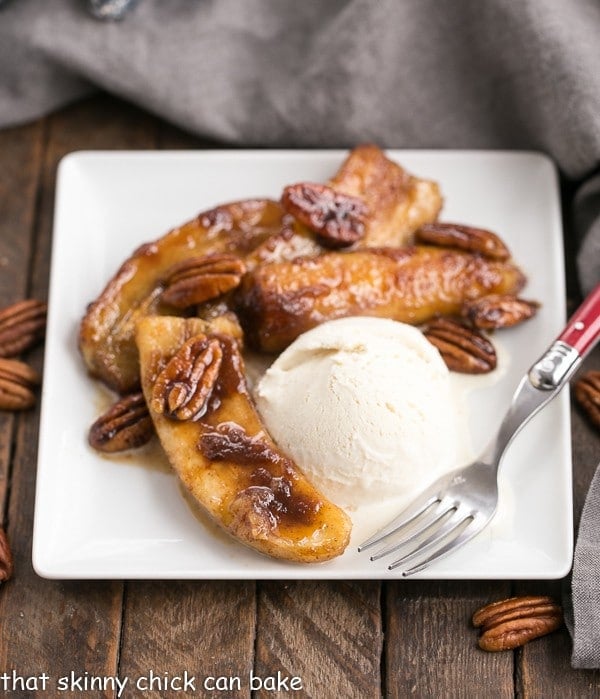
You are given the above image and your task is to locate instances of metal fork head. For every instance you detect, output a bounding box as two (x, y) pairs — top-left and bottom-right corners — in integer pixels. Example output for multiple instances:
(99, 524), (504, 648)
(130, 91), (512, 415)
(358, 461), (499, 576)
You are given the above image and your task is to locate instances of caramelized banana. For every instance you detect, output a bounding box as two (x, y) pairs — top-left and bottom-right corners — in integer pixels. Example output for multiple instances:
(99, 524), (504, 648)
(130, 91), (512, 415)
(79, 199), (284, 393)
(236, 246), (526, 353)
(136, 316), (351, 563)
(80, 148), (443, 392)
(247, 144), (443, 264)
(329, 144), (443, 246)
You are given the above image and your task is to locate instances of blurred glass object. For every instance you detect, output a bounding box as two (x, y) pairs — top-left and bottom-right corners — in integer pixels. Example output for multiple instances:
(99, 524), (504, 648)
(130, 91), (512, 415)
(87, 0), (139, 20)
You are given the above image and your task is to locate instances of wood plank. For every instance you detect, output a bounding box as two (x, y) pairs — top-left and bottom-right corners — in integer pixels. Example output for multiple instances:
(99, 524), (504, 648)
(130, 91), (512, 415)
(385, 580), (514, 698)
(156, 121), (221, 150)
(0, 120), (44, 509)
(119, 581), (255, 698)
(0, 94), (158, 696)
(0, 121), (43, 300)
(117, 120), (258, 698)
(255, 581), (382, 698)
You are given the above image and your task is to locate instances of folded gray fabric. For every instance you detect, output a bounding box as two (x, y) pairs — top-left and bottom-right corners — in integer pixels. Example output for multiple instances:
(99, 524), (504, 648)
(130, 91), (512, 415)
(575, 176), (600, 294)
(569, 462), (600, 668)
(1, 0), (600, 177)
(1, 0), (599, 667)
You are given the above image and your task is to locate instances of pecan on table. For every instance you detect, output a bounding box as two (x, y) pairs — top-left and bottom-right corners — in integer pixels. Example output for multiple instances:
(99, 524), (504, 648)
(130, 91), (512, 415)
(574, 370), (600, 431)
(462, 294), (539, 330)
(151, 334), (223, 421)
(415, 222), (511, 260)
(423, 317), (497, 373)
(0, 527), (13, 582)
(0, 357), (40, 411)
(88, 391), (154, 453)
(161, 254), (246, 309)
(0, 299), (47, 358)
(472, 595), (563, 651)
(281, 182), (368, 248)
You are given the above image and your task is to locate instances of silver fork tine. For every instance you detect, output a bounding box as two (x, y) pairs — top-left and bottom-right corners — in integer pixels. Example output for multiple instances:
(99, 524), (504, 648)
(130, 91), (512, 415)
(399, 518), (485, 577)
(388, 509), (477, 572)
(358, 494), (440, 551)
(358, 479), (449, 551)
(369, 498), (457, 561)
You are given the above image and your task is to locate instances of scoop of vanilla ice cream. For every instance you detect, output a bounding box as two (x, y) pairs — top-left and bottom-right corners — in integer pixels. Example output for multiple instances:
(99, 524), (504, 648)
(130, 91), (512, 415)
(254, 316), (459, 509)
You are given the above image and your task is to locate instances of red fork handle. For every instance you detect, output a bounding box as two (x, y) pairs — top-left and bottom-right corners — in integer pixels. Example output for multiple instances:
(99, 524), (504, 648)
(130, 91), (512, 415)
(556, 282), (600, 358)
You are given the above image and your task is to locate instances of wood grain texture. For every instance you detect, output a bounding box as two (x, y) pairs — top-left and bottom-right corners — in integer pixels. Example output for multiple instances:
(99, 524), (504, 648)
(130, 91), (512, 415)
(385, 580), (514, 698)
(119, 581), (256, 698)
(0, 121), (44, 302)
(0, 120), (44, 510)
(255, 581), (382, 699)
(518, 609), (600, 699)
(0, 95), (157, 695)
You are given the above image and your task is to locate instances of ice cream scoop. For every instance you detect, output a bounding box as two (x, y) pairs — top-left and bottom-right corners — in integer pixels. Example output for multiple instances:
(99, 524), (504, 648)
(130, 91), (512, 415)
(254, 316), (460, 509)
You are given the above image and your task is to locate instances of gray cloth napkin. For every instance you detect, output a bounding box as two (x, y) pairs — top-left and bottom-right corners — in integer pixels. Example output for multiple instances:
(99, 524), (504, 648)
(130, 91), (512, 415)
(575, 176), (600, 295)
(1, 0), (599, 664)
(566, 463), (600, 668)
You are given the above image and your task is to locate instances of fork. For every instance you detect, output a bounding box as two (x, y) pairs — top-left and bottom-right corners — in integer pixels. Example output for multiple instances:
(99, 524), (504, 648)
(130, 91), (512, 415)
(359, 283), (600, 576)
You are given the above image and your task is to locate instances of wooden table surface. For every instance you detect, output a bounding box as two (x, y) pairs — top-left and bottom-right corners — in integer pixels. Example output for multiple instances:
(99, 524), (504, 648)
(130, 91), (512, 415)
(0, 94), (599, 699)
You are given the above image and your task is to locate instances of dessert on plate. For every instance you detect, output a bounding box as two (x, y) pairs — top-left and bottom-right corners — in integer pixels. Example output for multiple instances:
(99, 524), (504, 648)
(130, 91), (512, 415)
(79, 145), (536, 563)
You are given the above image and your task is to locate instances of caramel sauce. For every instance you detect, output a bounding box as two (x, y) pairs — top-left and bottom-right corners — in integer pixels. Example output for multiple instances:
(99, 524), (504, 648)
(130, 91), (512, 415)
(198, 420), (321, 528)
(207, 333), (249, 403)
(249, 465), (321, 526)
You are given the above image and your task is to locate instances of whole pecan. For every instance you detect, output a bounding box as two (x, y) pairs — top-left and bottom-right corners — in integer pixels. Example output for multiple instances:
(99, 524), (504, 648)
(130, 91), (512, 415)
(423, 317), (497, 373)
(161, 254), (246, 309)
(415, 222), (511, 260)
(88, 391), (154, 453)
(0, 299), (47, 358)
(574, 370), (600, 431)
(473, 595), (563, 651)
(0, 527), (14, 582)
(462, 294), (539, 330)
(0, 357), (40, 411)
(151, 334), (223, 421)
(281, 182), (368, 248)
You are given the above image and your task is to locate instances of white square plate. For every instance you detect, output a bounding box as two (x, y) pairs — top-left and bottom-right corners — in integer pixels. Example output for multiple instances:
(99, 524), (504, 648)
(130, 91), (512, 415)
(33, 150), (572, 579)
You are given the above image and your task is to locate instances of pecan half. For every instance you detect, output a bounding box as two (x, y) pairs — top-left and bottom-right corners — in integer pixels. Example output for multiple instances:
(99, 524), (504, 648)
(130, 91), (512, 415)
(462, 294), (539, 330)
(0, 299), (47, 358)
(88, 391), (154, 453)
(161, 254), (246, 309)
(0, 357), (40, 411)
(151, 334), (222, 421)
(0, 527), (14, 582)
(281, 182), (368, 248)
(423, 318), (496, 373)
(574, 370), (600, 431)
(473, 595), (563, 651)
(415, 222), (511, 260)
